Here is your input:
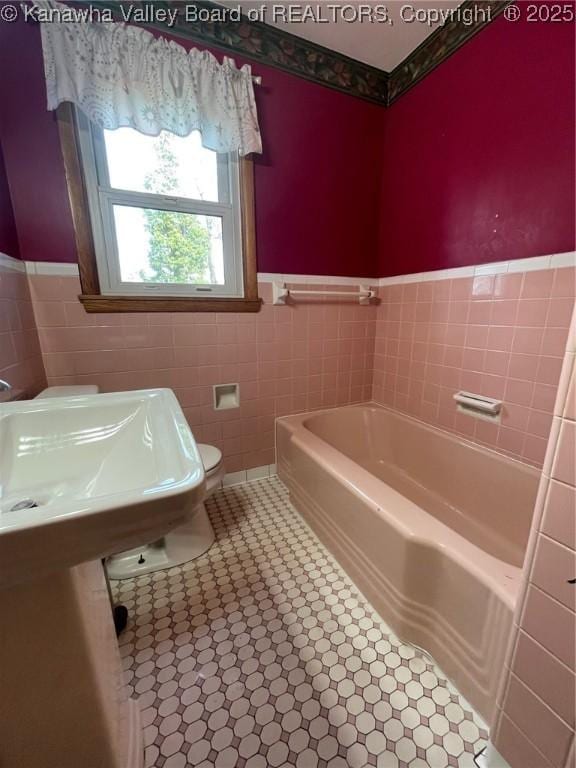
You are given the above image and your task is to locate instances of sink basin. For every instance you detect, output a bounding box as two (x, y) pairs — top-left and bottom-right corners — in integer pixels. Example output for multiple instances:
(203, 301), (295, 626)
(0, 389), (205, 588)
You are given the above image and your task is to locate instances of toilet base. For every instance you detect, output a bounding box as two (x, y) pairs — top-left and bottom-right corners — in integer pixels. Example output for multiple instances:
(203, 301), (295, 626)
(106, 502), (215, 580)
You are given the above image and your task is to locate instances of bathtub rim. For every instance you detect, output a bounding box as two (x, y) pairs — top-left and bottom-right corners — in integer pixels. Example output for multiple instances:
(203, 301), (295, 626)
(277, 402), (541, 611)
(301, 401), (542, 477)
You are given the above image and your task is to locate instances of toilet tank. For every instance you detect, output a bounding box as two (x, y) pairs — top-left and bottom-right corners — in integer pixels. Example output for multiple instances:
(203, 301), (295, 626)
(35, 385), (100, 399)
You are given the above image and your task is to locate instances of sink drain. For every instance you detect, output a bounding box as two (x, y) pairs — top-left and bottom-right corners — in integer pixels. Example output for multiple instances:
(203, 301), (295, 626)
(9, 499), (39, 512)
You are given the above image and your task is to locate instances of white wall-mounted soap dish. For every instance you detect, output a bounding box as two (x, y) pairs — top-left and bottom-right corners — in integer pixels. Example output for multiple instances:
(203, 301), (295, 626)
(453, 391), (502, 422)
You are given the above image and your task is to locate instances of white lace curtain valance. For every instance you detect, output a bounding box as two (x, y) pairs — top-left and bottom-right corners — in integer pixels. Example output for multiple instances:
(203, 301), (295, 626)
(35, 1), (262, 156)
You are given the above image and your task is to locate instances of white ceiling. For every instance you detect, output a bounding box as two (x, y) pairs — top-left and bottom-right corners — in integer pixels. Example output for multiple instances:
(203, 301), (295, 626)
(217, 1), (464, 71)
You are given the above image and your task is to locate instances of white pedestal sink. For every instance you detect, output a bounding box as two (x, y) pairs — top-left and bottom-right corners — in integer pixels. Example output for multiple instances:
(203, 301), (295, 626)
(0, 390), (206, 768)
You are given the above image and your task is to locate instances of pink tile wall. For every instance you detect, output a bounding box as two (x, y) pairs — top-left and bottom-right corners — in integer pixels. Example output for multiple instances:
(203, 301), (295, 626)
(28, 266), (575, 472)
(372, 268), (575, 467)
(29, 277), (375, 472)
(0, 265), (46, 396)
(492, 306), (576, 768)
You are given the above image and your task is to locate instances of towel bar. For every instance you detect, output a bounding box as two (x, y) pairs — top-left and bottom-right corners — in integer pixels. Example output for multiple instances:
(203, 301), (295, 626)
(273, 282), (375, 305)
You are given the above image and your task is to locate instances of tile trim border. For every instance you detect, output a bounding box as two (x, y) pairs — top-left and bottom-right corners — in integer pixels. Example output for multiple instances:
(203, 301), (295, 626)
(0, 252), (26, 273)
(222, 464), (277, 488)
(388, 0), (512, 103)
(257, 272), (380, 286)
(24, 252), (576, 285)
(25, 261), (82, 276)
(378, 252), (576, 287)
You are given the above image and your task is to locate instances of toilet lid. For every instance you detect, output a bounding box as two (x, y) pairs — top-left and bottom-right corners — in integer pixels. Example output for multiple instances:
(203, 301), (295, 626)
(198, 443), (223, 473)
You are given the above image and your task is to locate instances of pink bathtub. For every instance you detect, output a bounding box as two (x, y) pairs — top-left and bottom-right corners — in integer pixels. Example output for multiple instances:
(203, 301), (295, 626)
(277, 405), (540, 722)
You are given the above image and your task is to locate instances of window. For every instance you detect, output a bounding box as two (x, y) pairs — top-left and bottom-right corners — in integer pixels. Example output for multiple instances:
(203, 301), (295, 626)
(58, 105), (260, 313)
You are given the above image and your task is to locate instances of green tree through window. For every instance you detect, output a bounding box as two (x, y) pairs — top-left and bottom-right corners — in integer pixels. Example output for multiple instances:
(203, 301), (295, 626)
(140, 133), (213, 284)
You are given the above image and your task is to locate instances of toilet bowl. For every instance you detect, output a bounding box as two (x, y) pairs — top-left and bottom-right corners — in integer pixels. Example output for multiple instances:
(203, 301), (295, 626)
(33, 384), (219, 580)
(105, 442), (221, 579)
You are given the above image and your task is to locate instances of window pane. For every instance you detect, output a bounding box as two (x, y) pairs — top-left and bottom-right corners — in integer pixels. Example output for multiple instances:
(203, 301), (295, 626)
(103, 129), (220, 202)
(112, 205), (225, 285)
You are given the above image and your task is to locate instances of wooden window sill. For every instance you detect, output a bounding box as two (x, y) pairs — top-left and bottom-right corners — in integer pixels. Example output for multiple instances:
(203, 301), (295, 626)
(79, 295), (263, 313)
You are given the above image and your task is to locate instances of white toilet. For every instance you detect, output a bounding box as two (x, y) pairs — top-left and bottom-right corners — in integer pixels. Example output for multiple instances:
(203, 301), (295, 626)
(106, 442), (222, 579)
(35, 385), (221, 579)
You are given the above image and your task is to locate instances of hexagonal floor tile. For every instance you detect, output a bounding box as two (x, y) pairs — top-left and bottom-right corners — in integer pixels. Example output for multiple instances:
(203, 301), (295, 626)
(112, 478), (489, 768)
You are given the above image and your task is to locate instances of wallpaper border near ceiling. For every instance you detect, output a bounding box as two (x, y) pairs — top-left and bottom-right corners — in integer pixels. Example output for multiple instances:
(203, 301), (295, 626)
(88, 0), (390, 105)
(388, 0), (512, 103)
(84, 0), (510, 106)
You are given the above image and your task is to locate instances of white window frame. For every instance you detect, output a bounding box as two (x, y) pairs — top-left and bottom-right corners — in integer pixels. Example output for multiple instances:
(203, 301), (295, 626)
(74, 109), (245, 299)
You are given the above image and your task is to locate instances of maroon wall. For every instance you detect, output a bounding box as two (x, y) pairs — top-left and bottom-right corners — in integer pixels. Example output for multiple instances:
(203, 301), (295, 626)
(0, 21), (77, 264)
(1, 14), (573, 278)
(254, 67), (384, 277)
(0, 20), (384, 278)
(0, 142), (20, 259)
(378, 13), (576, 277)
